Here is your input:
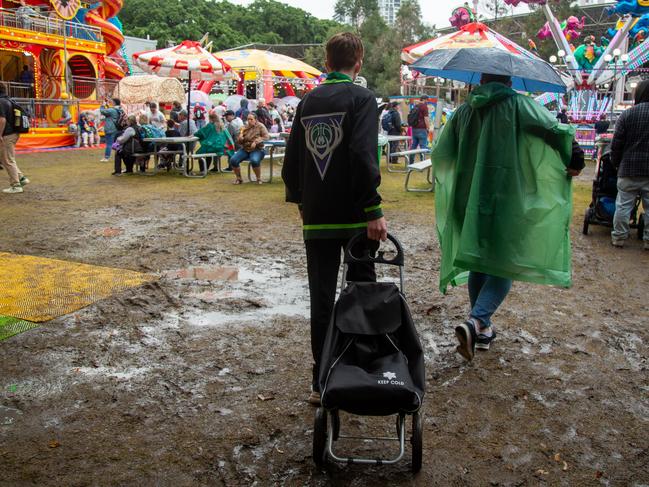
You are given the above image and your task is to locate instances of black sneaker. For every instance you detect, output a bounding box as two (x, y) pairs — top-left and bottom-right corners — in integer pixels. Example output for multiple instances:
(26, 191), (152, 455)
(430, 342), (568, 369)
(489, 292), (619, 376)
(455, 320), (477, 361)
(221, 167), (233, 172)
(476, 327), (496, 351)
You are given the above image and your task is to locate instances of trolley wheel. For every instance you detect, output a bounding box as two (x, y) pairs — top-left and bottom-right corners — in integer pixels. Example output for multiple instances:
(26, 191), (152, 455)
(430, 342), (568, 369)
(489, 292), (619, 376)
(638, 214), (645, 240)
(411, 411), (423, 473)
(582, 209), (592, 235)
(313, 407), (327, 467)
(330, 409), (340, 442)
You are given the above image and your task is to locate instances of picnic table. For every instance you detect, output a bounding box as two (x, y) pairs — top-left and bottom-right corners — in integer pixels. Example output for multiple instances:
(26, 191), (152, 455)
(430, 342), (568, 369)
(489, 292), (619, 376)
(380, 135), (414, 173)
(258, 139), (286, 183)
(142, 136), (211, 178)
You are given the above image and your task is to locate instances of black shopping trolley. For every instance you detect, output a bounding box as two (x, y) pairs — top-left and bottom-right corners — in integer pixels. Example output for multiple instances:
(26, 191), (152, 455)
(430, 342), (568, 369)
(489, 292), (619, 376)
(313, 233), (425, 473)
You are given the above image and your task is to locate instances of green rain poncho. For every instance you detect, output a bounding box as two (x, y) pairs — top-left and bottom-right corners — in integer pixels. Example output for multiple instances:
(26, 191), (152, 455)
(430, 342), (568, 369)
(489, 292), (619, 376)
(431, 82), (576, 293)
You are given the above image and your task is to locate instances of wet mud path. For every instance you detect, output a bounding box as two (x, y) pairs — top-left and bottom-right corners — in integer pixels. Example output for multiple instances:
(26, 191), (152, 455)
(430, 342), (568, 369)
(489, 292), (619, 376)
(0, 153), (647, 486)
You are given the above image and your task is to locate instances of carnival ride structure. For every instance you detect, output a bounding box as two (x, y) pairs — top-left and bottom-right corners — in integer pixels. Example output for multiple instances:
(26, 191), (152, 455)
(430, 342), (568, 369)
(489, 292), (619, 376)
(0, 0), (128, 149)
(495, 0), (649, 125)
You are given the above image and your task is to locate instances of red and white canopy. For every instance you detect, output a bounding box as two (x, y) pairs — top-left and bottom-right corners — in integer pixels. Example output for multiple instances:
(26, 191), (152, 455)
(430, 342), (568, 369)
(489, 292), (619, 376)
(132, 40), (232, 81)
(402, 23), (536, 65)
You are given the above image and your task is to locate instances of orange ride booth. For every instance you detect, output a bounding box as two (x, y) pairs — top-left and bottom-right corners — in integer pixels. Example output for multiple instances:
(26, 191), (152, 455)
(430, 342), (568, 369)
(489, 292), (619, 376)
(0, 0), (127, 150)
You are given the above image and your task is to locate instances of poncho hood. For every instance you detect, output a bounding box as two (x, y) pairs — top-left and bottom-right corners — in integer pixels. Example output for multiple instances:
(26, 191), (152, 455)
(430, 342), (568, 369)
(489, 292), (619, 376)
(469, 82), (516, 109)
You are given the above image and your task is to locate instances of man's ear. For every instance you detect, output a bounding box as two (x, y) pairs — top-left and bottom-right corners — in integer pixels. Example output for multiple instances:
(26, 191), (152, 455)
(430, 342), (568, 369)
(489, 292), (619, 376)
(354, 60), (363, 78)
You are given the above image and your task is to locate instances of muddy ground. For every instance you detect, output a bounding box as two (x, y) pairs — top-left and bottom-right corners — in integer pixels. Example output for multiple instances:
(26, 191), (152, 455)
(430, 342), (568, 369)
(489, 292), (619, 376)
(0, 149), (647, 486)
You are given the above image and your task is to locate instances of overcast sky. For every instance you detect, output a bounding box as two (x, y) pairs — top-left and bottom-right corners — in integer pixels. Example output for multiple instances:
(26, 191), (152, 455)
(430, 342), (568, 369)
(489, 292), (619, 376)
(229, 1), (530, 28)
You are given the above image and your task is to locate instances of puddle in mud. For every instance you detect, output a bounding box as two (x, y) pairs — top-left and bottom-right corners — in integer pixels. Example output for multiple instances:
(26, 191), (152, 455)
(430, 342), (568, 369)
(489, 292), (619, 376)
(177, 263), (310, 327)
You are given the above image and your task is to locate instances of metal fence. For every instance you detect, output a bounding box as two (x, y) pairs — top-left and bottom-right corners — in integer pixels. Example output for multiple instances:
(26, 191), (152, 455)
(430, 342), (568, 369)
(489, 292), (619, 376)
(0, 7), (102, 42)
(69, 76), (119, 101)
(13, 98), (81, 129)
(0, 81), (33, 98)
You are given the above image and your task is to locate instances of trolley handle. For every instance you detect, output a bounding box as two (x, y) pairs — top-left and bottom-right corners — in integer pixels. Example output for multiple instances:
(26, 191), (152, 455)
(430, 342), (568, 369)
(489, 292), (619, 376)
(343, 233), (405, 267)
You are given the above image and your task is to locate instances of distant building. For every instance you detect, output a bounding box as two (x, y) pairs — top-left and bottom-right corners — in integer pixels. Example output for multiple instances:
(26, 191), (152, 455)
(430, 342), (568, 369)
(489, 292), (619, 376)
(379, 0), (402, 26)
(122, 36), (157, 75)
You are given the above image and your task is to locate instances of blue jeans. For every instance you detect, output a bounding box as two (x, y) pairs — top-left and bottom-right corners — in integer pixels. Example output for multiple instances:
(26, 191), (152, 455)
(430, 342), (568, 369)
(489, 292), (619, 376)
(229, 149), (265, 168)
(410, 128), (429, 163)
(468, 272), (512, 328)
(195, 119), (206, 130)
(612, 176), (649, 242)
(104, 132), (116, 159)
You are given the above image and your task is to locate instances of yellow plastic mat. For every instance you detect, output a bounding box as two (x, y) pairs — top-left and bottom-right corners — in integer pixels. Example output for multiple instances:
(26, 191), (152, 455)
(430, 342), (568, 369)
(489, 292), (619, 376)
(0, 316), (39, 341)
(0, 252), (155, 322)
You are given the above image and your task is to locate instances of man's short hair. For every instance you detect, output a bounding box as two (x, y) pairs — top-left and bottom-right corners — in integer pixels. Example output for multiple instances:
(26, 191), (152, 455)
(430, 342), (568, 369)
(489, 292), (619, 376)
(179, 109), (188, 118)
(390, 101), (399, 108)
(419, 95), (429, 101)
(326, 32), (364, 72)
(480, 73), (512, 85)
(112, 98), (121, 106)
(224, 110), (235, 117)
(166, 119), (175, 129)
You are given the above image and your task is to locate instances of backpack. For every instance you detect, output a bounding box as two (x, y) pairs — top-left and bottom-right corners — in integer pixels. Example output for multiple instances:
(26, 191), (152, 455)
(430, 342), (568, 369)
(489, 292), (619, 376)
(381, 111), (395, 132)
(9, 98), (30, 133)
(407, 105), (421, 127)
(115, 107), (128, 131)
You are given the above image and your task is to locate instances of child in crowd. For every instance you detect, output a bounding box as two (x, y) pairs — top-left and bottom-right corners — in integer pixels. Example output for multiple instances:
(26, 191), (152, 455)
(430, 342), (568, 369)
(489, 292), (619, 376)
(80, 113), (96, 147)
(270, 117), (283, 134)
(159, 119), (181, 169)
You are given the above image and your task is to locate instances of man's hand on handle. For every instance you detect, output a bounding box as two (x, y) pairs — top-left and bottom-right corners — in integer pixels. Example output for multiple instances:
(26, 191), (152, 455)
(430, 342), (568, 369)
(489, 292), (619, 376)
(367, 217), (388, 242)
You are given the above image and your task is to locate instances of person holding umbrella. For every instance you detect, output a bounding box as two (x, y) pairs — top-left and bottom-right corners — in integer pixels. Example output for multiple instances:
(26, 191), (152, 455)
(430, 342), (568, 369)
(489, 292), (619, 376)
(431, 72), (585, 362)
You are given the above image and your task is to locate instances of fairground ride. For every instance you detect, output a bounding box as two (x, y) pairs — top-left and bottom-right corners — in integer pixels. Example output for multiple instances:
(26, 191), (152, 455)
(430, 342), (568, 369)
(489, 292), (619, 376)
(0, 0), (129, 149)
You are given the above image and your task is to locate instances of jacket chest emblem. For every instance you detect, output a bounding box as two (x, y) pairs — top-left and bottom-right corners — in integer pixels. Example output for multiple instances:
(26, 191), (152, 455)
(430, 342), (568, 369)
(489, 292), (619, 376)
(301, 112), (346, 180)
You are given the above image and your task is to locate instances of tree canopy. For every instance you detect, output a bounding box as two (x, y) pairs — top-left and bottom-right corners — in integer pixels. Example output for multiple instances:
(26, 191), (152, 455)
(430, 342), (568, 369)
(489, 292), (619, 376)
(120, 0), (339, 50)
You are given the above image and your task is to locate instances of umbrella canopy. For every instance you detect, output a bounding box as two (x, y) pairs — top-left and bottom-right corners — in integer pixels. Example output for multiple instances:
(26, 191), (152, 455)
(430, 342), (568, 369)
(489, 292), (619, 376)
(189, 90), (213, 109)
(132, 40), (232, 80)
(407, 23), (566, 93)
(213, 49), (321, 79)
(281, 96), (301, 108)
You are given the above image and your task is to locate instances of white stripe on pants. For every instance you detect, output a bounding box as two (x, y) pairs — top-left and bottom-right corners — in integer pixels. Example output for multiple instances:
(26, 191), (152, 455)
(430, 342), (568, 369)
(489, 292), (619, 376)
(0, 133), (22, 186)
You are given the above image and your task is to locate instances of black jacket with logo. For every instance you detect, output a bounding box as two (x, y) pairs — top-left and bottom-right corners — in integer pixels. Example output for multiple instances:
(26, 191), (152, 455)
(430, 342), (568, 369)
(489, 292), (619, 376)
(282, 81), (383, 240)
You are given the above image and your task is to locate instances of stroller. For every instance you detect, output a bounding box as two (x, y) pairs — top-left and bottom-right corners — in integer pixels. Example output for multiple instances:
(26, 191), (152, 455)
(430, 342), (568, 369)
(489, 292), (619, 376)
(582, 139), (645, 238)
(313, 234), (425, 473)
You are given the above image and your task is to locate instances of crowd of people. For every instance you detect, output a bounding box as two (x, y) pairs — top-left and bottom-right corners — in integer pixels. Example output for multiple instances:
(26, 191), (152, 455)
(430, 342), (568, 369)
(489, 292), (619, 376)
(93, 96), (296, 182)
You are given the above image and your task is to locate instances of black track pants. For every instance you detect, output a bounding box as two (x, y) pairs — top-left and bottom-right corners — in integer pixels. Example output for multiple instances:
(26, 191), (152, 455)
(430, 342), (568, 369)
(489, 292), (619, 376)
(305, 237), (376, 391)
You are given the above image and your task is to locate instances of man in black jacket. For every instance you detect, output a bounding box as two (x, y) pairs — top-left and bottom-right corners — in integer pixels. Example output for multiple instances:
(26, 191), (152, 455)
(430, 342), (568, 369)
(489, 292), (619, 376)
(610, 80), (649, 249)
(282, 32), (388, 405)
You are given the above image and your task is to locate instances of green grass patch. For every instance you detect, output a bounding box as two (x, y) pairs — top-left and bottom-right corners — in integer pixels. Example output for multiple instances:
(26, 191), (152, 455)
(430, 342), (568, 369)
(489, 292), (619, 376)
(0, 316), (39, 342)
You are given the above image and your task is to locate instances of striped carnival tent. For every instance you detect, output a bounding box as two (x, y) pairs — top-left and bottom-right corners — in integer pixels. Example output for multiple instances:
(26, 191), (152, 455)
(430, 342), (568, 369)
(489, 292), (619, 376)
(132, 40), (233, 113)
(213, 49), (321, 99)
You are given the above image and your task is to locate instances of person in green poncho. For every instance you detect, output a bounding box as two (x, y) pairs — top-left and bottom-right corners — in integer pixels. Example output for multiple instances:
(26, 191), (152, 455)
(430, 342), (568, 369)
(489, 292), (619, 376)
(431, 73), (585, 362)
(194, 112), (235, 172)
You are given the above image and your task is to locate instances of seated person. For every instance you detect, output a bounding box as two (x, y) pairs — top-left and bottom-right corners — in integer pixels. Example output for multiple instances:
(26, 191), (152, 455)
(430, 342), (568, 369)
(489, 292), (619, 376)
(159, 119), (181, 168)
(229, 113), (269, 185)
(194, 112), (235, 172)
(57, 103), (72, 126)
(135, 114), (165, 171)
(269, 117), (283, 134)
(80, 113), (97, 147)
(112, 115), (141, 175)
